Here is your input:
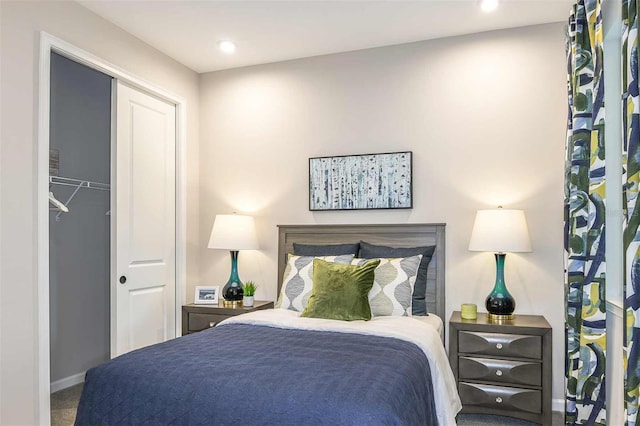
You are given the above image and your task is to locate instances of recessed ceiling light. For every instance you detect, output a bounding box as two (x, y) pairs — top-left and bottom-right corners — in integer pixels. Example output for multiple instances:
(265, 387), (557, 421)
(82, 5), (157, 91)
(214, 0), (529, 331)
(218, 40), (236, 54)
(479, 0), (499, 12)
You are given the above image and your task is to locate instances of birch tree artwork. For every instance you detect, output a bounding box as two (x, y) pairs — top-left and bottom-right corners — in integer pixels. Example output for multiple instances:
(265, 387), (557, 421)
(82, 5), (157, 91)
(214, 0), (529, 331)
(309, 152), (412, 210)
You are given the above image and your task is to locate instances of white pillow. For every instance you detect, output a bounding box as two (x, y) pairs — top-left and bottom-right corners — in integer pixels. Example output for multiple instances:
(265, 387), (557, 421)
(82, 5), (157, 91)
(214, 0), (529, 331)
(352, 255), (422, 317)
(276, 254), (354, 312)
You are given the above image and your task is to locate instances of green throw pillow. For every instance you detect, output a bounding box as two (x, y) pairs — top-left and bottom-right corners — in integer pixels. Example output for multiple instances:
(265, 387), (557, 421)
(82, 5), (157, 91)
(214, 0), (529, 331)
(301, 258), (380, 321)
(275, 254), (355, 312)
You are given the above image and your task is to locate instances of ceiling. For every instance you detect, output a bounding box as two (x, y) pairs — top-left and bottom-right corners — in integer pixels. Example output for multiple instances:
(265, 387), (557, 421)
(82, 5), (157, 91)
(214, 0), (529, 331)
(78, 1), (573, 74)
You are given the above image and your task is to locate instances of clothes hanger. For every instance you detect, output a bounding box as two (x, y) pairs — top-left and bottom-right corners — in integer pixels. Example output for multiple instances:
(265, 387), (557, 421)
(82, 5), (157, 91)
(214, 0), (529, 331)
(49, 191), (69, 213)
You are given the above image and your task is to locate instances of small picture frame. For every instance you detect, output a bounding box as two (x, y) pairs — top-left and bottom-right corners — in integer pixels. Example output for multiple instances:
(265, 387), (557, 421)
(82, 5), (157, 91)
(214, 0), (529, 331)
(194, 286), (219, 304)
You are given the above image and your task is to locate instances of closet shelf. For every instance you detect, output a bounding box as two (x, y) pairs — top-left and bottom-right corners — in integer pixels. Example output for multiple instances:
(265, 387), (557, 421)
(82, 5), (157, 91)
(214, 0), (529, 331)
(49, 176), (110, 191)
(49, 176), (110, 220)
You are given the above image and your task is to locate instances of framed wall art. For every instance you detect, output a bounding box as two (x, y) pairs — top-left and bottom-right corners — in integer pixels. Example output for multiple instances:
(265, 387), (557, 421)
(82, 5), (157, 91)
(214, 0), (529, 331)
(309, 151), (412, 211)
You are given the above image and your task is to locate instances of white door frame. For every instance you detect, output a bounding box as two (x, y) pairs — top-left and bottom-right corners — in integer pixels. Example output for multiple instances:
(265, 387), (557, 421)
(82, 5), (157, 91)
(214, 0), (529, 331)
(36, 32), (188, 425)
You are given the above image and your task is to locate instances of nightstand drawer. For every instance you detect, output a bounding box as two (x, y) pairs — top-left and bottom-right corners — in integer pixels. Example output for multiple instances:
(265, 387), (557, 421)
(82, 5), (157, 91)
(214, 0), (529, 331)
(182, 301), (273, 335)
(188, 313), (230, 331)
(459, 356), (541, 386)
(459, 382), (541, 414)
(458, 331), (541, 359)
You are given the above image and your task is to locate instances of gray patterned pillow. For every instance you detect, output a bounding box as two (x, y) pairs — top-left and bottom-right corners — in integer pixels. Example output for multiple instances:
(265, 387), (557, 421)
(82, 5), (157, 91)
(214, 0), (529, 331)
(276, 254), (355, 312)
(352, 255), (422, 317)
(358, 241), (435, 315)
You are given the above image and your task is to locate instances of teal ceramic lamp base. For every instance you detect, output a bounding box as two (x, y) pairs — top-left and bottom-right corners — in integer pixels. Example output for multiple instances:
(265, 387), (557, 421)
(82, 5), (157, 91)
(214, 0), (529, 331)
(485, 253), (515, 321)
(222, 250), (244, 304)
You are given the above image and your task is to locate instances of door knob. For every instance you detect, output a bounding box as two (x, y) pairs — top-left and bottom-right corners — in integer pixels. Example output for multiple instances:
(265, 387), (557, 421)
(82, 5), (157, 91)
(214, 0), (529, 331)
(119, 275), (127, 284)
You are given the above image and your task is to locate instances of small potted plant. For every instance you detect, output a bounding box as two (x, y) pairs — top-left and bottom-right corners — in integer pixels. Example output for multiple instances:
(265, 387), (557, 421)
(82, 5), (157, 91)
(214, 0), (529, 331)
(242, 281), (257, 307)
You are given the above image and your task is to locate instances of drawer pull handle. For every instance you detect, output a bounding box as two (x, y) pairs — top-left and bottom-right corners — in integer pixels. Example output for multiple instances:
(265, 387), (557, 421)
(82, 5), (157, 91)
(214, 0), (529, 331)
(495, 397), (503, 404)
(209, 322), (216, 327)
(495, 370), (503, 376)
(496, 343), (503, 350)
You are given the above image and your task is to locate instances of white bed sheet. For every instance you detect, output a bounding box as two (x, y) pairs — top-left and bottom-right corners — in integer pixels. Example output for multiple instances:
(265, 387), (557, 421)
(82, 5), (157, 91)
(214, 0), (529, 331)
(221, 308), (461, 425)
(413, 313), (444, 339)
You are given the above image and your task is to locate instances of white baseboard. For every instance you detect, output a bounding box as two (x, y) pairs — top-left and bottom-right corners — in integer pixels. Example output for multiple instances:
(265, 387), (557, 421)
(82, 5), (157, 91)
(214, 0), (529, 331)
(50, 371), (85, 393)
(607, 300), (623, 317)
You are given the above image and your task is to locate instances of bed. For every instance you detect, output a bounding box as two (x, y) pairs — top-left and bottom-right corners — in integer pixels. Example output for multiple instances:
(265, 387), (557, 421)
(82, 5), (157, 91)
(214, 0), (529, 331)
(75, 223), (461, 425)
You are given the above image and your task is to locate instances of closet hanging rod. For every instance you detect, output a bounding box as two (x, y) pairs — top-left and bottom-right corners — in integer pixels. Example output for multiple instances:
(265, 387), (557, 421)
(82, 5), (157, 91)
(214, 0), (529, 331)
(49, 176), (110, 221)
(49, 176), (110, 191)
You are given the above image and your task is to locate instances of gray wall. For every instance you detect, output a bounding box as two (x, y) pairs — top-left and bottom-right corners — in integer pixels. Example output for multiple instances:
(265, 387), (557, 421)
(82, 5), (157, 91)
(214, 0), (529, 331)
(49, 53), (111, 384)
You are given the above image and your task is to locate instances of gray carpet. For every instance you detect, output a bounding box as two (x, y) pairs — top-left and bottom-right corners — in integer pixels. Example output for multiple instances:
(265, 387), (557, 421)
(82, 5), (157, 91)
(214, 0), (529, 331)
(458, 412), (564, 425)
(52, 383), (562, 425)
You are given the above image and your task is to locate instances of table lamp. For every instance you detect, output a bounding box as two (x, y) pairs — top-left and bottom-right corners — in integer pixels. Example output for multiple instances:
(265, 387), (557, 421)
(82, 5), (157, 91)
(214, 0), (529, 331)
(208, 214), (259, 307)
(468, 207), (532, 321)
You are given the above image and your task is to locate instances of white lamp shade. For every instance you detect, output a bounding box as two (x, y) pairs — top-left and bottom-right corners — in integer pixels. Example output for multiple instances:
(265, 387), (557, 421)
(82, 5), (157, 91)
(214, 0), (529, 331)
(208, 214), (259, 250)
(468, 209), (532, 253)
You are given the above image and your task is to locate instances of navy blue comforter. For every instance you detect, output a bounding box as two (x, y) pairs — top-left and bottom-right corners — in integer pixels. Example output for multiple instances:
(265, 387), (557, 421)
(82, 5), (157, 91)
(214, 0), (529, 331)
(76, 323), (437, 425)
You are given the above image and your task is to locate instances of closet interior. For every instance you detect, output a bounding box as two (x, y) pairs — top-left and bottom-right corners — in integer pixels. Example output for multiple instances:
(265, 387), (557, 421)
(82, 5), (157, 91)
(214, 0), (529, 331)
(49, 52), (112, 393)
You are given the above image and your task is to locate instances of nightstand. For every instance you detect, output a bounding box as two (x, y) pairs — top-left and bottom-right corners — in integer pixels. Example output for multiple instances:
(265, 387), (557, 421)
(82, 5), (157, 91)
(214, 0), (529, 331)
(181, 300), (274, 335)
(449, 311), (552, 425)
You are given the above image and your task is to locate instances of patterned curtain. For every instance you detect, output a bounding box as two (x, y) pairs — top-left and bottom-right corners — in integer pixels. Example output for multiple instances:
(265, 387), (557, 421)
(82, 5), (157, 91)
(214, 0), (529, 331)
(565, 0), (607, 424)
(623, 1), (640, 424)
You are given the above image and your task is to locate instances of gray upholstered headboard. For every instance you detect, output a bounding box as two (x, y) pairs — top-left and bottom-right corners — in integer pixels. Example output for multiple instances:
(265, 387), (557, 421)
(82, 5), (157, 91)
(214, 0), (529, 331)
(277, 223), (446, 320)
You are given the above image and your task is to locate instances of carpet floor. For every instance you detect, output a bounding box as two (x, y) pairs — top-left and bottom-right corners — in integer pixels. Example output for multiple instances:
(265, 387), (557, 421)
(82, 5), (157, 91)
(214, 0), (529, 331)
(457, 412), (564, 425)
(51, 383), (563, 425)
(51, 383), (83, 426)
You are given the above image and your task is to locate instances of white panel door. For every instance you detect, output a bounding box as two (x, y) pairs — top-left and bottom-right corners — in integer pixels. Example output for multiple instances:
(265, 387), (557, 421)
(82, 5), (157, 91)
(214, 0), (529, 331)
(114, 81), (176, 356)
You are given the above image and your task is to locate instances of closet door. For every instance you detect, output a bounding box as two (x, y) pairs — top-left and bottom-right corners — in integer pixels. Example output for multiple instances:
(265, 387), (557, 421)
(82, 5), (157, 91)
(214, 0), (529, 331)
(114, 82), (176, 356)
